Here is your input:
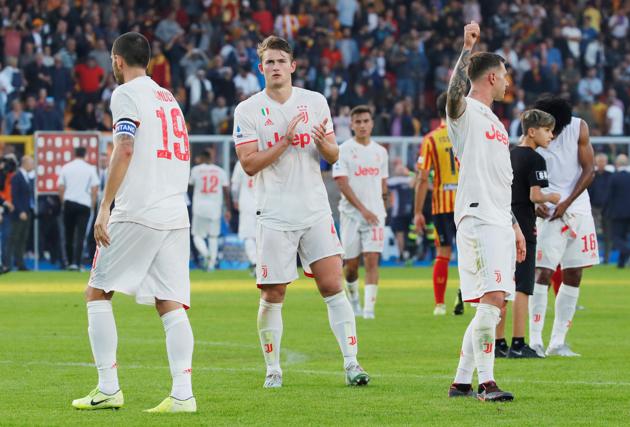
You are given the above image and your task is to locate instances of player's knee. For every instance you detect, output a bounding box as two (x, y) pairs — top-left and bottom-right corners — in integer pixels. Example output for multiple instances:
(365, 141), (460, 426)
(261, 285), (286, 303)
(436, 246), (452, 259)
(561, 268), (582, 286)
(84, 286), (111, 302)
(535, 268), (553, 285)
(363, 253), (380, 271)
(480, 291), (505, 308)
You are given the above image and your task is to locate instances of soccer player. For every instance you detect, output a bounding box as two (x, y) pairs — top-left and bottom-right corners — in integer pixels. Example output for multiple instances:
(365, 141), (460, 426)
(332, 105), (388, 319)
(72, 33), (196, 412)
(530, 95), (598, 357)
(414, 92), (464, 316)
(495, 109), (561, 359)
(232, 36), (369, 388)
(189, 149), (231, 271)
(231, 160), (257, 271)
(446, 21), (525, 402)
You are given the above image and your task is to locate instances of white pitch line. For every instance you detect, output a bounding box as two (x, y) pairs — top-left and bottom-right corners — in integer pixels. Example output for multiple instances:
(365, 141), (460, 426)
(1, 359), (628, 387)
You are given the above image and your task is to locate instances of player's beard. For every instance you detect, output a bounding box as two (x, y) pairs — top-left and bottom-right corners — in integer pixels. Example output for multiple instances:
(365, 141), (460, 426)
(113, 62), (124, 84)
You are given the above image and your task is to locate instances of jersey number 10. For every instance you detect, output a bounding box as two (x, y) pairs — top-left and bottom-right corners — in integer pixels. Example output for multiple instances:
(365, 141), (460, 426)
(156, 107), (190, 161)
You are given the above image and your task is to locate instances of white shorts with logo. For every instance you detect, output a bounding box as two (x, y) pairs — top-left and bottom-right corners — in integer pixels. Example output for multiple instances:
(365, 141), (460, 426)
(456, 216), (516, 302)
(535, 213), (599, 270)
(191, 214), (221, 238)
(238, 211), (257, 240)
(340, 214), (385, 259)
(89, 222), (191, 307)
(256, 215), (344, 285)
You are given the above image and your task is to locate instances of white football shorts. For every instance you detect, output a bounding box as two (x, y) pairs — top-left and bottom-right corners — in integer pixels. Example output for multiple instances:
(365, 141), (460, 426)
(238, 211), (257, 240)
(340, 214), (385, 259)
(535, 213), (599, 270)
(191, 214), (221, 238)
(256, 215), (344, 285)
(89, 222), (191, 307)
(456, 216), (516, 302)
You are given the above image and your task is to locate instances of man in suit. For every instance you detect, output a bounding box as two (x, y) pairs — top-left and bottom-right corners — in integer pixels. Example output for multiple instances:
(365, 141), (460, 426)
(607, 154), (630, 268)
(8, 155), (34, 271)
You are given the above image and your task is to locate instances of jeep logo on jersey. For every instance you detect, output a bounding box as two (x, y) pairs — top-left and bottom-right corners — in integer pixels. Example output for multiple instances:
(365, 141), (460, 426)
(536, 170), (548, 180)
(485, 124), (509, 146)
(354, 166), (380, 176)
(266, 132), (311, 148)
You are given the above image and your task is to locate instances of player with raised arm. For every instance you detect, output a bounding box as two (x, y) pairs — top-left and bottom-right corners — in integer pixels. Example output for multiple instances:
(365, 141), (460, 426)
(494, 109), (561, 359)
(332, 105), (389, 319)
(530, 95), (598, 357)
(232, 36), (369, 388)
(231, 161), (257, 272)
(189, 149), (231, 271)
(446, 22), (525, 402)
(72, 33), (196, 413)
(414, 92), (464, 316)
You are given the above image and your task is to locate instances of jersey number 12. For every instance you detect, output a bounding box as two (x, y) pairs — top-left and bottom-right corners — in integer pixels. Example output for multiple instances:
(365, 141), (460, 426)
(156, 107), (190, 161)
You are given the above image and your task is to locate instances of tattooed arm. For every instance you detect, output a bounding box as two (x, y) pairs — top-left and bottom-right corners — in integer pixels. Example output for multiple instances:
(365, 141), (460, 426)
(446, 21), (480, 120)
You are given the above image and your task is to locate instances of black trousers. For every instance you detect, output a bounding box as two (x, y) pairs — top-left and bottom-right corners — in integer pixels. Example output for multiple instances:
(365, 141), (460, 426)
(612, 218), (630, 267)
(63, 201), (91, 266)
(8, 213), (31, 268)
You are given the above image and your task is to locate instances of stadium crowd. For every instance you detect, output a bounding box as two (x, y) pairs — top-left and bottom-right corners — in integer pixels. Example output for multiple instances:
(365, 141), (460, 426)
(0, 0), (630, 271)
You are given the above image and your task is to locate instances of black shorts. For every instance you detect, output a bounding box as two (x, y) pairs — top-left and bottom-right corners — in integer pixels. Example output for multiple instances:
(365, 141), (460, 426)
(515, 240), (536, 295)
(390, 215), (412, 233)
(433, 212), (456, 248)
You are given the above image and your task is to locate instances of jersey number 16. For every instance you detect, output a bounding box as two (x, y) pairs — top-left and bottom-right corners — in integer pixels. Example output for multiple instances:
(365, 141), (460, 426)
(156, 107), (190, 161)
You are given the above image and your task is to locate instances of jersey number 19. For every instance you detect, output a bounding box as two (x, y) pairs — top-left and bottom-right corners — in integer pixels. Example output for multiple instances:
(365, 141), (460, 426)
(156, 107), (190, 161)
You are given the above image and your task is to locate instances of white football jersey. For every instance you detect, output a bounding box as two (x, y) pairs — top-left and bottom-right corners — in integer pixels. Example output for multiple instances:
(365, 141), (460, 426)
(447, 96), (512, 227)
(109, 76), (190, 230)
(232, 87), (334, 231)
(231, 161), (256, 215)
(189, 163), (228, 219)
(536, 117), (591, 215)
(332, 138), (388, 220)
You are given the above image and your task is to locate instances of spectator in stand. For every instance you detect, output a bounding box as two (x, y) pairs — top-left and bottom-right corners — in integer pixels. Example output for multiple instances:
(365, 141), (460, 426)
(49, 54), (73, 114)
(589, 153), (613, 263)
(180, 46), (210, 78)
(155, 10), (185, 46)
(274, 6), (299, 42)
(74, 57), (105, 104)
(148, 41), (171, 90)
(561, 15), (582, 60)
(4, 100), (33, 135)
(522, 57), (550, 104)
(495, 39), (519, 69)
(578, 67), (603, 103)
(7, 155), (34, 271)
(607, 154), (630, 268)
(57, 146), (98, 271)
(89, 38), (113, 77)
(185, 68), (213, 111)
(58, 37), (78, 69)
(210, 95), (231, 134)
(0, 57), (22, 116)
(188, 95), (213, 134)
(252, 0), (274, 36)
(606, 89), (624, 137)
(337, 0), (359, 28)
(33, 97), (63, 131)
(608, 8), (629, 39)
(68, 102), (105, 131)
(390, 101), (414, 137)
(233, 65), (261, 99)
(24, 52), (51, 98)
(387, 163), (414, 262)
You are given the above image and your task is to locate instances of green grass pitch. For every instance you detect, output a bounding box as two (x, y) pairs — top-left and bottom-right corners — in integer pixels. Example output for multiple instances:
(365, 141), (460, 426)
(0, 265), (628, 426)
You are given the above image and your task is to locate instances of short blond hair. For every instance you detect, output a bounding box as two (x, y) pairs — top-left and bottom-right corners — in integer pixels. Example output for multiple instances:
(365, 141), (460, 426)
(257, 35), (293, 61)
(521, 109), (556, 134)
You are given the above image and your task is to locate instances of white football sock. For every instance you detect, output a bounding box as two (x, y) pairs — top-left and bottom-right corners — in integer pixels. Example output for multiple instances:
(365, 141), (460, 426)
(364, 284), (378, 313)
(549, 284), (580, 348)
(529, 283), (548, 346)
(193, 236), (208, 258)
(472, 303), (500, 384)
(454, 321), (475, 384)
(257, 299), (283, 374)
(208, 236), (219, 266)
(244, 238), (256, 265)
(162, 308), (194, 400)
(324, 291), (358, 368)
(87, 300), (119, 395)
(345, 279), (359, 302)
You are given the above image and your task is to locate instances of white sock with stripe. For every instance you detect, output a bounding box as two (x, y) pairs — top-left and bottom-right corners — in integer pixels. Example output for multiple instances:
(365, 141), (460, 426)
(257, 299), (283, 374)
(529, 283), (548, 347)
(87, 300), (119, 395)
(364, 284), (378, 313)
(162, 308), (194, 400)
(324, 291), (358, 368)
(472, 303), (500, 384)
(549, 284), (580, 348)
(345, 279), (359, 302)
(454, 321), (475, 384)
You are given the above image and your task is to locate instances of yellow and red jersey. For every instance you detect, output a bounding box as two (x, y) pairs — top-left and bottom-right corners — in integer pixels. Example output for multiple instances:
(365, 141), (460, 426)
(416, 123), (459, 214)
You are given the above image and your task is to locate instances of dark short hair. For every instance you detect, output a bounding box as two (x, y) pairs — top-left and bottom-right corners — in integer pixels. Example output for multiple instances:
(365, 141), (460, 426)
(521, 109), (556, 134)
(112, 32), (151, 68)
(436, 92), (447, 119)
(533, 94), (572, 135)
(467, 52), (505, 82)
(257, 35), (293, 61)
(199, 150), (210, 161)
(75, 146), (87, 158)
(350, 105), (372, 119)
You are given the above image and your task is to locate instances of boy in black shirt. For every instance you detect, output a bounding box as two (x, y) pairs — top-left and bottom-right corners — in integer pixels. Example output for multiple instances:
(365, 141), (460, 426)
(495, 109), (561, 358)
